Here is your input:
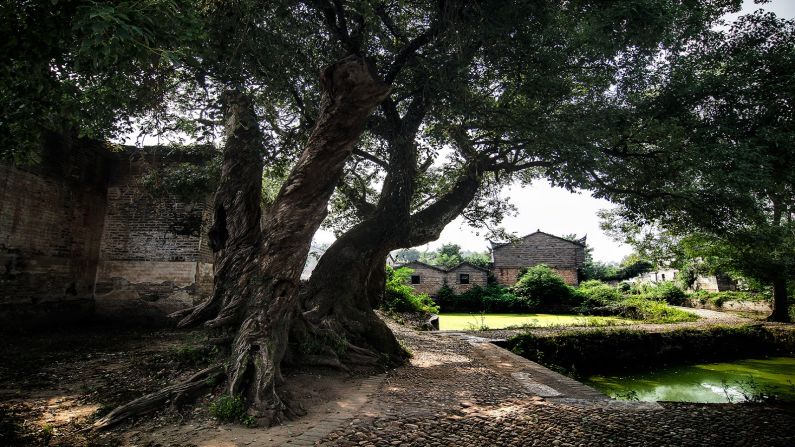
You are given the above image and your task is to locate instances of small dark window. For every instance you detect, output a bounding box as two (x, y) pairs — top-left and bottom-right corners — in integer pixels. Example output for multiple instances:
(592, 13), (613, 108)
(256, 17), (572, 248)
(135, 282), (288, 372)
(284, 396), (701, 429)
(411, 275), (421, 284)
(661, 273), (666, 281)
(459, 273), (470, 284)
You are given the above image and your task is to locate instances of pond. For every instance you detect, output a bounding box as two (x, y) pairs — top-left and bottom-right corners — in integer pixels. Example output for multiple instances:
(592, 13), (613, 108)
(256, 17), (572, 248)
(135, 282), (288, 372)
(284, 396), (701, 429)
(585, 357), (795, 403)
(437, 313), (632, 331)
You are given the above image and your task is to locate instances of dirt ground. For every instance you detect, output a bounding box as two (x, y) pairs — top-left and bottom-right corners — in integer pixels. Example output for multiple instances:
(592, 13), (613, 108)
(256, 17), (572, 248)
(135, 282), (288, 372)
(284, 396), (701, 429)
(2, 314), (794, 447)
(0, 326), (378, 447)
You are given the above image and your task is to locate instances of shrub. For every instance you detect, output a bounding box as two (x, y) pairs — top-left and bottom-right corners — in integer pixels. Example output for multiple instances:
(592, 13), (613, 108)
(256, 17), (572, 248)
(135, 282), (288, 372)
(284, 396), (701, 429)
(644, 282), (688, 306)
(690, 290), (765, 308)
(209, 395), (255, 426)
(384, 267), (439, 314)
(435, 284), (529, 313)
(507, 325), (787, 377)
(577, 280), (622, 306)
(513, 265), (575, 308)
(605, 298), (698, 323)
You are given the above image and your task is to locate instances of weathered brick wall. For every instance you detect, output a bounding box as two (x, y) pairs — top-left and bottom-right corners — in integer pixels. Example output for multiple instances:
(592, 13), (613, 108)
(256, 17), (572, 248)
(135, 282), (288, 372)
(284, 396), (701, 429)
(492, 232), (584, 286)
(494, 267), (523, 286)
(0, 143), (215, 328)
(0, 140), (110, 327)
(94, 152), (213, 322)
(552, 268), (578, 286)
(99, 156), (207, 262)
(400, 262), (447, 296)
(447, 264), (489, 294)
(400, 262), (488, 295)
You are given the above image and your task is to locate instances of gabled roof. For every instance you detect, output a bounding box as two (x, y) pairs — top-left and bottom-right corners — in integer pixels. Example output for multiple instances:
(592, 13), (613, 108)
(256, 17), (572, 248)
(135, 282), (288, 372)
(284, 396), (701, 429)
(490, 230), (586, 249)
(394, 261), (489, 273)
(446, 261), (491, 273)
(395, 261), (449, 273)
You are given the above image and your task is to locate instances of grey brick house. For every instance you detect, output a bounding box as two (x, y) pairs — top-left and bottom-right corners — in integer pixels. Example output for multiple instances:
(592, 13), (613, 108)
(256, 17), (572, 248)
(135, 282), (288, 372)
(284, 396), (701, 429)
(398, 261), (489, 295)
(398, 230), (586, 296)
(491, 230), (586, 286)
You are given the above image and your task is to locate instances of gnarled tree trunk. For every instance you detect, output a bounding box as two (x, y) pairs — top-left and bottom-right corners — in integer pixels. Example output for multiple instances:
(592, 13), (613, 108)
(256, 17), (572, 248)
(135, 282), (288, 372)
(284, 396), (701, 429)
(98, 56), (389, 429)
(299, 164), (483, 365)
(769, 277), (790, 322)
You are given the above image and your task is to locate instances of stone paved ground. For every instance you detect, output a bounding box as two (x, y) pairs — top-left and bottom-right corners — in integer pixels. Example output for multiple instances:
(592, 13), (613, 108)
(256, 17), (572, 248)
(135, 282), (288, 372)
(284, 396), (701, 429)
(320, 320), (795, 447)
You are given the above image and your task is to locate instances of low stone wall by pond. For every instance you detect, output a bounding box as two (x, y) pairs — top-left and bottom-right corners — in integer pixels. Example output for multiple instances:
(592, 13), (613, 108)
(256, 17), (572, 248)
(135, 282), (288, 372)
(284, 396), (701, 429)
(504, 325), (795, 377)
(686, 298), (771, 314)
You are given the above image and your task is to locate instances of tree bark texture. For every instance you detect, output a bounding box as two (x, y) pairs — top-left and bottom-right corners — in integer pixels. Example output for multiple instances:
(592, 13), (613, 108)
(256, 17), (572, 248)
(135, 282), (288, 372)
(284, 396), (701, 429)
(300, 163), (483, 361)
(770, 277), (790, 322)
(174, 55), (389, 425)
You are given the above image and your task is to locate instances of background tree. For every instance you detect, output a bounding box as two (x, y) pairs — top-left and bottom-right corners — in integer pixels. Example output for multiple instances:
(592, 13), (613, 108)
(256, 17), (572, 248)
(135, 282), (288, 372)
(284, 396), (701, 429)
(565, 11), (794, 321)
(0, 0), (204, 162)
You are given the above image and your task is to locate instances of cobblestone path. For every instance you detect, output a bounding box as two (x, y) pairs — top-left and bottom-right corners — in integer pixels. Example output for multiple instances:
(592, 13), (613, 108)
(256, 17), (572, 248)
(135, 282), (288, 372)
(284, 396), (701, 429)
(318, 321), (795, 447)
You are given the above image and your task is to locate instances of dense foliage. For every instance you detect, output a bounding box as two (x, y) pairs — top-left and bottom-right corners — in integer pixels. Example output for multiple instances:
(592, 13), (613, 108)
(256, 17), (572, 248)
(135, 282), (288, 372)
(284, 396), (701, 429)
(572, 11), (795, 321)
(575, 280), (695, 323)
(513, 265), (579, 308)
(383, 267), (439, 314)
(507, 325), (794, 377)
(435, 284), (530, 313)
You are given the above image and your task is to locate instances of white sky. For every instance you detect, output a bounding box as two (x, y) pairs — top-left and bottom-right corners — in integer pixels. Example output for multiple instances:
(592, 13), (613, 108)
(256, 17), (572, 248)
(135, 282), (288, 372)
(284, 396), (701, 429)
(315, 0), (795, 264)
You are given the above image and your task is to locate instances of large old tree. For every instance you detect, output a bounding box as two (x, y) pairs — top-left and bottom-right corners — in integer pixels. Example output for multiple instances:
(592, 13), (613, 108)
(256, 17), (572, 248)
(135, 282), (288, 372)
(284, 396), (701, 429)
(300, 0), (742, 352)
(7, 0), (755, 424)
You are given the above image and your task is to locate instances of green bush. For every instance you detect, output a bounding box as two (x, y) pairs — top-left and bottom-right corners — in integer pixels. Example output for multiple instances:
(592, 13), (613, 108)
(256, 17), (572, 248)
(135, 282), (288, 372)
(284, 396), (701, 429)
(209, 395), (255, 426)
(644, 282), (688, 306)
(513, 265), (577, 308)
(577, 280), (622, 306)
(507, 325), (789, 377)
(435, 284), (530, 312)
(383, 267), (439, 314)
(574, 280), (696, 323)
(604, 297), (698, 324)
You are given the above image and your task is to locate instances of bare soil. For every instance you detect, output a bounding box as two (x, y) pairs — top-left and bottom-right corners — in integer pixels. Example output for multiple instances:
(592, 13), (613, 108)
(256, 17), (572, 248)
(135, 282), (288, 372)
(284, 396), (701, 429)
(0, 326), (377, 447)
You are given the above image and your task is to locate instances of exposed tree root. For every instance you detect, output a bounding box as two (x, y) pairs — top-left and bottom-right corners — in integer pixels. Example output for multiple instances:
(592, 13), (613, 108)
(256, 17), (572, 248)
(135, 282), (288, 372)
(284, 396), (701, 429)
(95, 55), (390, 430)
(91, 365), (225, 431)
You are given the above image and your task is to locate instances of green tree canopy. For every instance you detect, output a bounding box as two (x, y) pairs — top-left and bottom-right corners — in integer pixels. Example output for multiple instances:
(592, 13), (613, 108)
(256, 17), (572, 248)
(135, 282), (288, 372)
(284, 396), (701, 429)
(569, 11), (795, 320)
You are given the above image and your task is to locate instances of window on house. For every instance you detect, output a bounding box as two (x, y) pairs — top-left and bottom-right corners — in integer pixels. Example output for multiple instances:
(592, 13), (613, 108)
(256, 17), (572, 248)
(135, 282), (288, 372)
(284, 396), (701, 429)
(661, 273), (666, 281)
(459, 274), (470, 284)
(411, 275), (421, 284)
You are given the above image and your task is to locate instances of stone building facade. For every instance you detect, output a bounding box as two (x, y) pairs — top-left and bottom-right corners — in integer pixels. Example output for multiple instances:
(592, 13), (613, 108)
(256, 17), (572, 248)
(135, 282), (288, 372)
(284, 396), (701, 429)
(491, 231), (586, 286)
(398, 261), (489, 295)
(0, 140), (214, 329)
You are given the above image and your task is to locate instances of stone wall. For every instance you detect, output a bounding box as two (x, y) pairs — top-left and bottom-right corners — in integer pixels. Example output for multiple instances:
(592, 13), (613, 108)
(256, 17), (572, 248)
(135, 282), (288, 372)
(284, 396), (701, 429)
(400, 262), (488, 295)
(446, 264), (489, 294)
(94, 152), (213, 323)
(492, 231), (584, 286)
(0, 142), (214, 329)
(0, 139), (110, 328)
(693, 274), (737, 292)
(401, 262), (447, 296)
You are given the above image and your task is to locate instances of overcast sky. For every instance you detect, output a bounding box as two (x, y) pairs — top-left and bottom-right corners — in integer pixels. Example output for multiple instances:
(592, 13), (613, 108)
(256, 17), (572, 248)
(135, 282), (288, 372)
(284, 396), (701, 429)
(315, 0), (795, 263)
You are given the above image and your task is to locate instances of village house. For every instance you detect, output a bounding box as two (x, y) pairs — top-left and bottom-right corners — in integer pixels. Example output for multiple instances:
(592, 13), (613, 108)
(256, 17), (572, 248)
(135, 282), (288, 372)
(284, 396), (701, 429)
(399, 230), (586, 296)
(398, 261), (489, 295)
(491, 230), (586, 286)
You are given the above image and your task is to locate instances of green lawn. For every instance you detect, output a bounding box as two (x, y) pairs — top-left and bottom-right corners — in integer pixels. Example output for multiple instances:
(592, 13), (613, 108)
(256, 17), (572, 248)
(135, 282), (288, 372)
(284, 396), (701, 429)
(438, 313), (634, 331)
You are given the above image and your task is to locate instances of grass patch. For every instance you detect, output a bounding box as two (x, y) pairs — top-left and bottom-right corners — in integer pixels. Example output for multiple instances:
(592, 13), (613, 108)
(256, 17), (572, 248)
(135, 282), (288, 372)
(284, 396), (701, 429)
(438, 313), (633, 331)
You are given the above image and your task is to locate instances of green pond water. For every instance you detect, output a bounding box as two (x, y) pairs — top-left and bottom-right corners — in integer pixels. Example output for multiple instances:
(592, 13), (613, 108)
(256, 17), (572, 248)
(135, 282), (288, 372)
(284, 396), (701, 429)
(437, 313), (632, 331)
(586, 357), (795, 403)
